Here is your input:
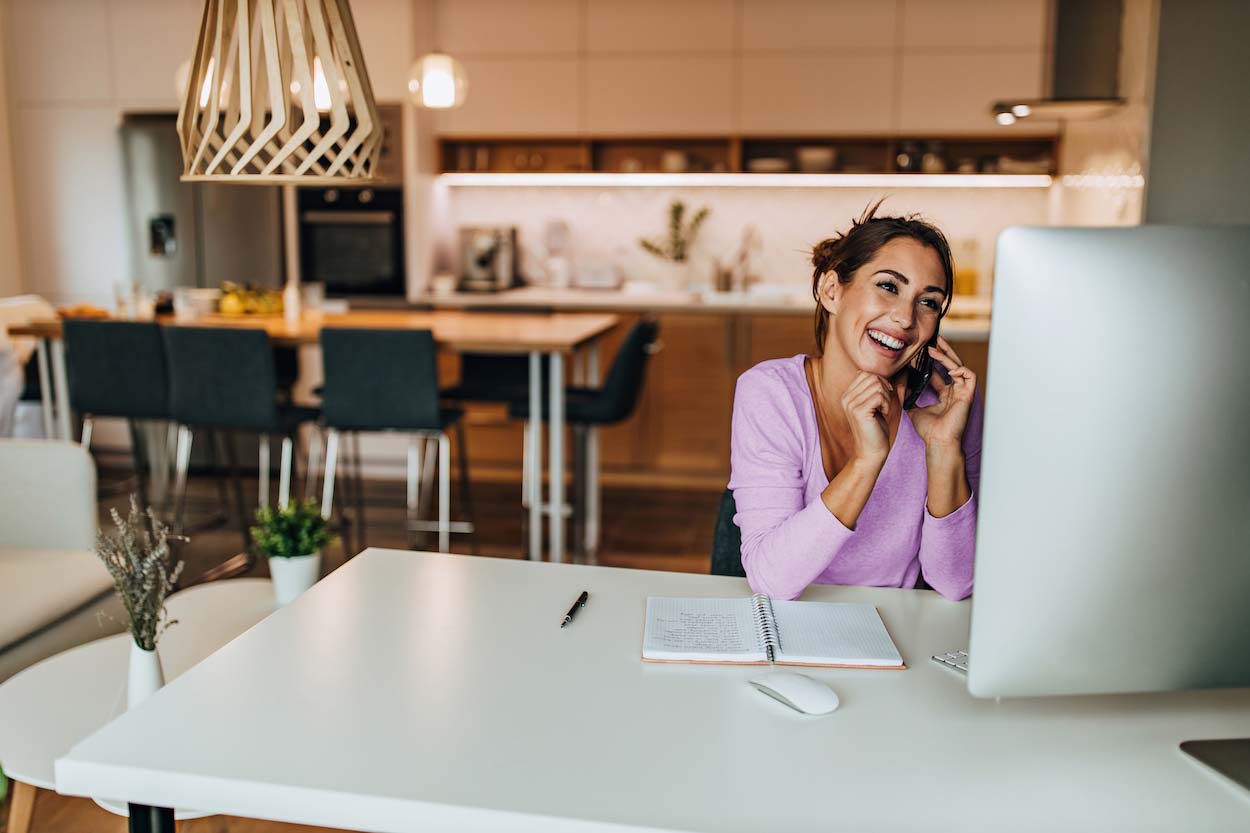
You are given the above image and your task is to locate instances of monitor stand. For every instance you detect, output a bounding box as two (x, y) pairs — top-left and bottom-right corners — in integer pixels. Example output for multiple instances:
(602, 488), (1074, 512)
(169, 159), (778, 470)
(1180, 739), (1250, 792)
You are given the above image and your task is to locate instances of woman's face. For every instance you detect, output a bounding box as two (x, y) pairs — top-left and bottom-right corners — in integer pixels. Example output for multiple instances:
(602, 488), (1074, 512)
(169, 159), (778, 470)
(819, 237), (947, 379)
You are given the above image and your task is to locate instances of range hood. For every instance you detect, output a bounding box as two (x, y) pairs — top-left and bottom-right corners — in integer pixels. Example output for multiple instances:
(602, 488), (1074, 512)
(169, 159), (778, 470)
(992, 0), (1125, 124)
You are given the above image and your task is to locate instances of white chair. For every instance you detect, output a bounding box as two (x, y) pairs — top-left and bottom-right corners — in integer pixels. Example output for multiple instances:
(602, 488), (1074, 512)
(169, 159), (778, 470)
(0, 296), (56, 438)
(0, 440), (122, 683)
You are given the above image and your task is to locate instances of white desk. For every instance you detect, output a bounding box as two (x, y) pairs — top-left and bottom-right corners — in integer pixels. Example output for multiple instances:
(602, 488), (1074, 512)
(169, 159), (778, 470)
(55, 551), (1250, 832)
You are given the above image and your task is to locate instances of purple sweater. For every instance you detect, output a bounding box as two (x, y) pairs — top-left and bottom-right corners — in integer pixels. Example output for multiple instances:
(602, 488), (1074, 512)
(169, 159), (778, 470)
(728, 355), (982, 601)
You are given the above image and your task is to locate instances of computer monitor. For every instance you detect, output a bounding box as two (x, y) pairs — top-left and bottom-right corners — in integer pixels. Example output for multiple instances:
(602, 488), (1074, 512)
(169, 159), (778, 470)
(967, 225), (1250, 700)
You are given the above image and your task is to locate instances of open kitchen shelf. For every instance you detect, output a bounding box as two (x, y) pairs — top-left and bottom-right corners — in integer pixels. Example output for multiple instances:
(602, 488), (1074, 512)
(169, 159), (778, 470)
(438, 135), (1058, 176)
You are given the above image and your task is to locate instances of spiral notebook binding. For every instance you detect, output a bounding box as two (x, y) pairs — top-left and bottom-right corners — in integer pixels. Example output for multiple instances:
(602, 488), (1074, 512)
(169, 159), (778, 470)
(751, 593), (780, 663)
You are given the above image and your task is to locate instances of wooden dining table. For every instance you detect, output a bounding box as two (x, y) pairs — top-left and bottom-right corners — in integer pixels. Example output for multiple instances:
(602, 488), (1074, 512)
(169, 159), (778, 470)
(10, 309), (621, 564)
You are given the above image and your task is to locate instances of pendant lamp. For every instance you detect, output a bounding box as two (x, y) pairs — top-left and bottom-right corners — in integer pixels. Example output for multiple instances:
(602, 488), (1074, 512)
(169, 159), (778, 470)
(177, 0), (382, 184)
(407, 52), (468, 110)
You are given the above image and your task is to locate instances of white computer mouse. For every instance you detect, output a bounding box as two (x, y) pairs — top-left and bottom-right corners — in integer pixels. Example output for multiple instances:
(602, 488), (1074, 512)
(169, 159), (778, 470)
(749, 670), (841, 715)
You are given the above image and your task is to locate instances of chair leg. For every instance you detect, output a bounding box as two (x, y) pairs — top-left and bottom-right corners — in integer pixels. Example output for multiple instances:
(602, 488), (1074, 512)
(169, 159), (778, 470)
(173, 425), (194, 536)
(219, 432), (251, 551)
(320, 428), (339, 520)
(278, 435), (293, 509)
(350, 432), (367, 554)
(80, 414), (93, 449)
(258, 434), (271, 509)
(7, 779), (37, 833)
(454, 421), (477, 554)
(127, 419), (152, 508)
(406, 434), (421, 549)
(571, 425), (587, 562)
(521, 420), (531, 509)
(585, 426), (601, 563)
(304, 424), (322, 501)
(438, 432), (451, 553)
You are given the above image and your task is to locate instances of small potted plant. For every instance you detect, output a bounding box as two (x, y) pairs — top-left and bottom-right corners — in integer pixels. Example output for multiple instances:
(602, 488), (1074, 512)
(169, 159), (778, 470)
(94, 496), (184, 709)
(251, 500), (334, 606)
(639, 199), (710, 287)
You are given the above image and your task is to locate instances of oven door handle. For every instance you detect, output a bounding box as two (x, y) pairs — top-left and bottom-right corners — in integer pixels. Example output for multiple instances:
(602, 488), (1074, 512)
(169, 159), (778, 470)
(301, 211), (395, 225)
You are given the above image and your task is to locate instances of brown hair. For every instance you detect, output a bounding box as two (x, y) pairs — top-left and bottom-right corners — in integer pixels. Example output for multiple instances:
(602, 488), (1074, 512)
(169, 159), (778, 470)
(810, 200), (955, 356)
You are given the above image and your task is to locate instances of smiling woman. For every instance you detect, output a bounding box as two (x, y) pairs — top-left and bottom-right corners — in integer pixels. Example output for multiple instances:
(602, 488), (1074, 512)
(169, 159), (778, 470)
(727, 203), (983, 601)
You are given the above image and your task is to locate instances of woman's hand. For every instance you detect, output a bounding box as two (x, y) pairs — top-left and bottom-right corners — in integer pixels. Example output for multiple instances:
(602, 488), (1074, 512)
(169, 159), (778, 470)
(909, 336), (977, 452)
(840, 371), (894, 465)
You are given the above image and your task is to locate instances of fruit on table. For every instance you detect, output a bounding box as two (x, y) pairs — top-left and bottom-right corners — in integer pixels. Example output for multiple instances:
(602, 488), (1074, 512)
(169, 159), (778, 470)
(217, 282), (283, 315)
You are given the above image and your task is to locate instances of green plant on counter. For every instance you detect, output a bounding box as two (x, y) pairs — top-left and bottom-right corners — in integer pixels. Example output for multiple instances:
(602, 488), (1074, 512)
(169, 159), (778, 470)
(251, 500), (335, 559)
(639, 200), (710, 263)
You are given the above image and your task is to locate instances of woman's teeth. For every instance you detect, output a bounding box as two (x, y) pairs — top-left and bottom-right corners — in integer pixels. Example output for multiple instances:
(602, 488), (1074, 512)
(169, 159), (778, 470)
(868, 329), (904, 351)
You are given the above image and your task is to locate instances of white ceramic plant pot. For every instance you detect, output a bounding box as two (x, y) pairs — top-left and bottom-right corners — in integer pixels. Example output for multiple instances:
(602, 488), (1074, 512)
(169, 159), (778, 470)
(127, 641), (165, 709)
(270, 552), (322, 606)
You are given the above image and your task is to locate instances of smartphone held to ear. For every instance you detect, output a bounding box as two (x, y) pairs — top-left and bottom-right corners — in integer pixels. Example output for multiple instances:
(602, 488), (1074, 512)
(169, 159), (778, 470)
(904, 332), (940, 409)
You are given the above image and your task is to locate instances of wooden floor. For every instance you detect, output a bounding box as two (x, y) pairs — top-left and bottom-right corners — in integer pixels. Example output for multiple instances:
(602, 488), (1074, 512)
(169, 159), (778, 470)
(3, 470), (722, 833)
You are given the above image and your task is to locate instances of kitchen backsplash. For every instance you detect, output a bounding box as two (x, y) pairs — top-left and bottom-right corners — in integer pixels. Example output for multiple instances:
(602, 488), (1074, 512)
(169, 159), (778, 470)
(438, 185), (1051, 296)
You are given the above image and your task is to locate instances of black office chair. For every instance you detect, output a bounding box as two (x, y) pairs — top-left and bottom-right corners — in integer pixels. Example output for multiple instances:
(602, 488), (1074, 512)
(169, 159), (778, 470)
(507, 319), (661, 557)
(713, 488), (937, 590)
(318, 328), (473, 554)
(710, 489), (746, 577)
(162, 326), (319, 543)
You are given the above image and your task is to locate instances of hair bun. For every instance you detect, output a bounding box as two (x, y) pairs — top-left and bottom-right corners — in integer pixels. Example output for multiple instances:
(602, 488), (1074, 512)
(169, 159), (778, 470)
(811, 235), (844, 275)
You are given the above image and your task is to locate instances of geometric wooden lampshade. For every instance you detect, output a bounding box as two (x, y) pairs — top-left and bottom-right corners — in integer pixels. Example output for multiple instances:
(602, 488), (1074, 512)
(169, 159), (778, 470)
(177, 0), (381, 184)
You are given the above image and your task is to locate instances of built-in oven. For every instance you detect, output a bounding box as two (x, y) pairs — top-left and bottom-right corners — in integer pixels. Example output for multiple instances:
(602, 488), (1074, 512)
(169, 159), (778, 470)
(298, 185), (405, 297)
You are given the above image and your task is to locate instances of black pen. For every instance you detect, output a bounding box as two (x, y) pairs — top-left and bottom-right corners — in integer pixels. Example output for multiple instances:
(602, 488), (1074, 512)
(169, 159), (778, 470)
(561, 590), (589, 628)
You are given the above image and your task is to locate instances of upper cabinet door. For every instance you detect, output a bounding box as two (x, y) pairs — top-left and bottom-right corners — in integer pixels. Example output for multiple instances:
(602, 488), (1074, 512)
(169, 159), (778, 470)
(900, 0), (1048, 50)
(898, 51), (1050, 134)
(345, 0), (415, 102)
(106, 0), (202, 110)
(739, 55), (895, 134)
(740, 0), (897, 51)
(586, 57), (733, 135)
(436, 58), (581, 136)
(586, 0), (734, 53)
(438, 0), (580, 56)
(11, 0), (116, 104)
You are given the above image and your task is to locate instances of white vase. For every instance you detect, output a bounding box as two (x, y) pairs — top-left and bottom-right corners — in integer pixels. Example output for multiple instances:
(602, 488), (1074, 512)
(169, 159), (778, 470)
(127, 641), (165, 709)
(269, 552), (321, 606)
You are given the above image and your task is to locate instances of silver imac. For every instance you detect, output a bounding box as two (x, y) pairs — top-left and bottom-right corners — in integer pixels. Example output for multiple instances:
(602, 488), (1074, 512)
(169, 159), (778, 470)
(967, 225), (1250, 700)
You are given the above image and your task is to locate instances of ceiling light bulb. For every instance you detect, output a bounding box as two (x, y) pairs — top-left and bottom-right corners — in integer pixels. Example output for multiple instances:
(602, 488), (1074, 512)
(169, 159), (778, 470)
(1012, 104), (1032, 118)
(996, 111), (1017, 126)
(407, 53), (468, 109)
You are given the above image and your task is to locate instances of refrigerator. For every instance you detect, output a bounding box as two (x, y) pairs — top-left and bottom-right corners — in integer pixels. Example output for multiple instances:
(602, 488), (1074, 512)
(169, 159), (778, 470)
(120, 114), (284, 291)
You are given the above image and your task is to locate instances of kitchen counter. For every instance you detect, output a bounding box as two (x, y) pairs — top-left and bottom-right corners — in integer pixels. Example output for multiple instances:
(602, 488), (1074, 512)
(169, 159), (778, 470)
(424, 285), (992, 339)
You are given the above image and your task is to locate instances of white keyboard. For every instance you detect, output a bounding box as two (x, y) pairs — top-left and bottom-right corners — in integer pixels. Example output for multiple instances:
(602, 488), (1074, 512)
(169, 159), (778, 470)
(932, 649), (969, 674)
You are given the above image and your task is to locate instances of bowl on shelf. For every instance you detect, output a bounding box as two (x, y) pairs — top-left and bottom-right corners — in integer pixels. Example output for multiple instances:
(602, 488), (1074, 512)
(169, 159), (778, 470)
(796, 146), (837, 172)
(746, 157), (791, 173)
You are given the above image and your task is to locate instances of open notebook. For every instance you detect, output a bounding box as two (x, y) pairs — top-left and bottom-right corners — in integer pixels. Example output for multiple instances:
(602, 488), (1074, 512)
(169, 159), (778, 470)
(642, 595), (905, 669)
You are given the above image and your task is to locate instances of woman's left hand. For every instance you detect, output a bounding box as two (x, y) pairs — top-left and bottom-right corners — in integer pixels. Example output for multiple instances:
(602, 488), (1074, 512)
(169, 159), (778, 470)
(908, 336), (977, 452)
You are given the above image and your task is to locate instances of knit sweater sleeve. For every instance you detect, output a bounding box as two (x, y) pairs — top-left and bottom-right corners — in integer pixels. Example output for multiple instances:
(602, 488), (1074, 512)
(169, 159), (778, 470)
(728, 366), (855, 600)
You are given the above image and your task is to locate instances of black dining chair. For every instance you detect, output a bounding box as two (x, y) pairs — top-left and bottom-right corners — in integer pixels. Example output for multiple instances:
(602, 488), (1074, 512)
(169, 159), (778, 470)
(317, 327), (473, 554)
(62, 320), (171, 502)
(710, 488), (747, 578)
(162, 326), (319, 541)
(507, 319), (661, 558)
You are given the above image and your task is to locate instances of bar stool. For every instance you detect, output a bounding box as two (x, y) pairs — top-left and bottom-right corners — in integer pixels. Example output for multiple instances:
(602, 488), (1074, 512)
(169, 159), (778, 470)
(317, 328), (473, 554)
(162, 326), (319, 540)
(62, 320), (171, 503)
(508, 319), (660, 559)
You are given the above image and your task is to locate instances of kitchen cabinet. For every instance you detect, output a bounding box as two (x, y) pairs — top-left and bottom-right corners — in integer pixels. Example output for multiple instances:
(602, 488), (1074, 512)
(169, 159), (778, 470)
(436, 58), (581, 136)
(107, 0), (201, 110)
(343, 0), (415, 102)
(900, 0), (1048, 50)
(739, 54), (896, 134)
(10, 0), (114, 104)
(898, 51), (1049, 135)
(740, 0), (896, 50)
(585, 57), (734, 135)
(438, 0), (581, 56)
(586, 0), (734, 54)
